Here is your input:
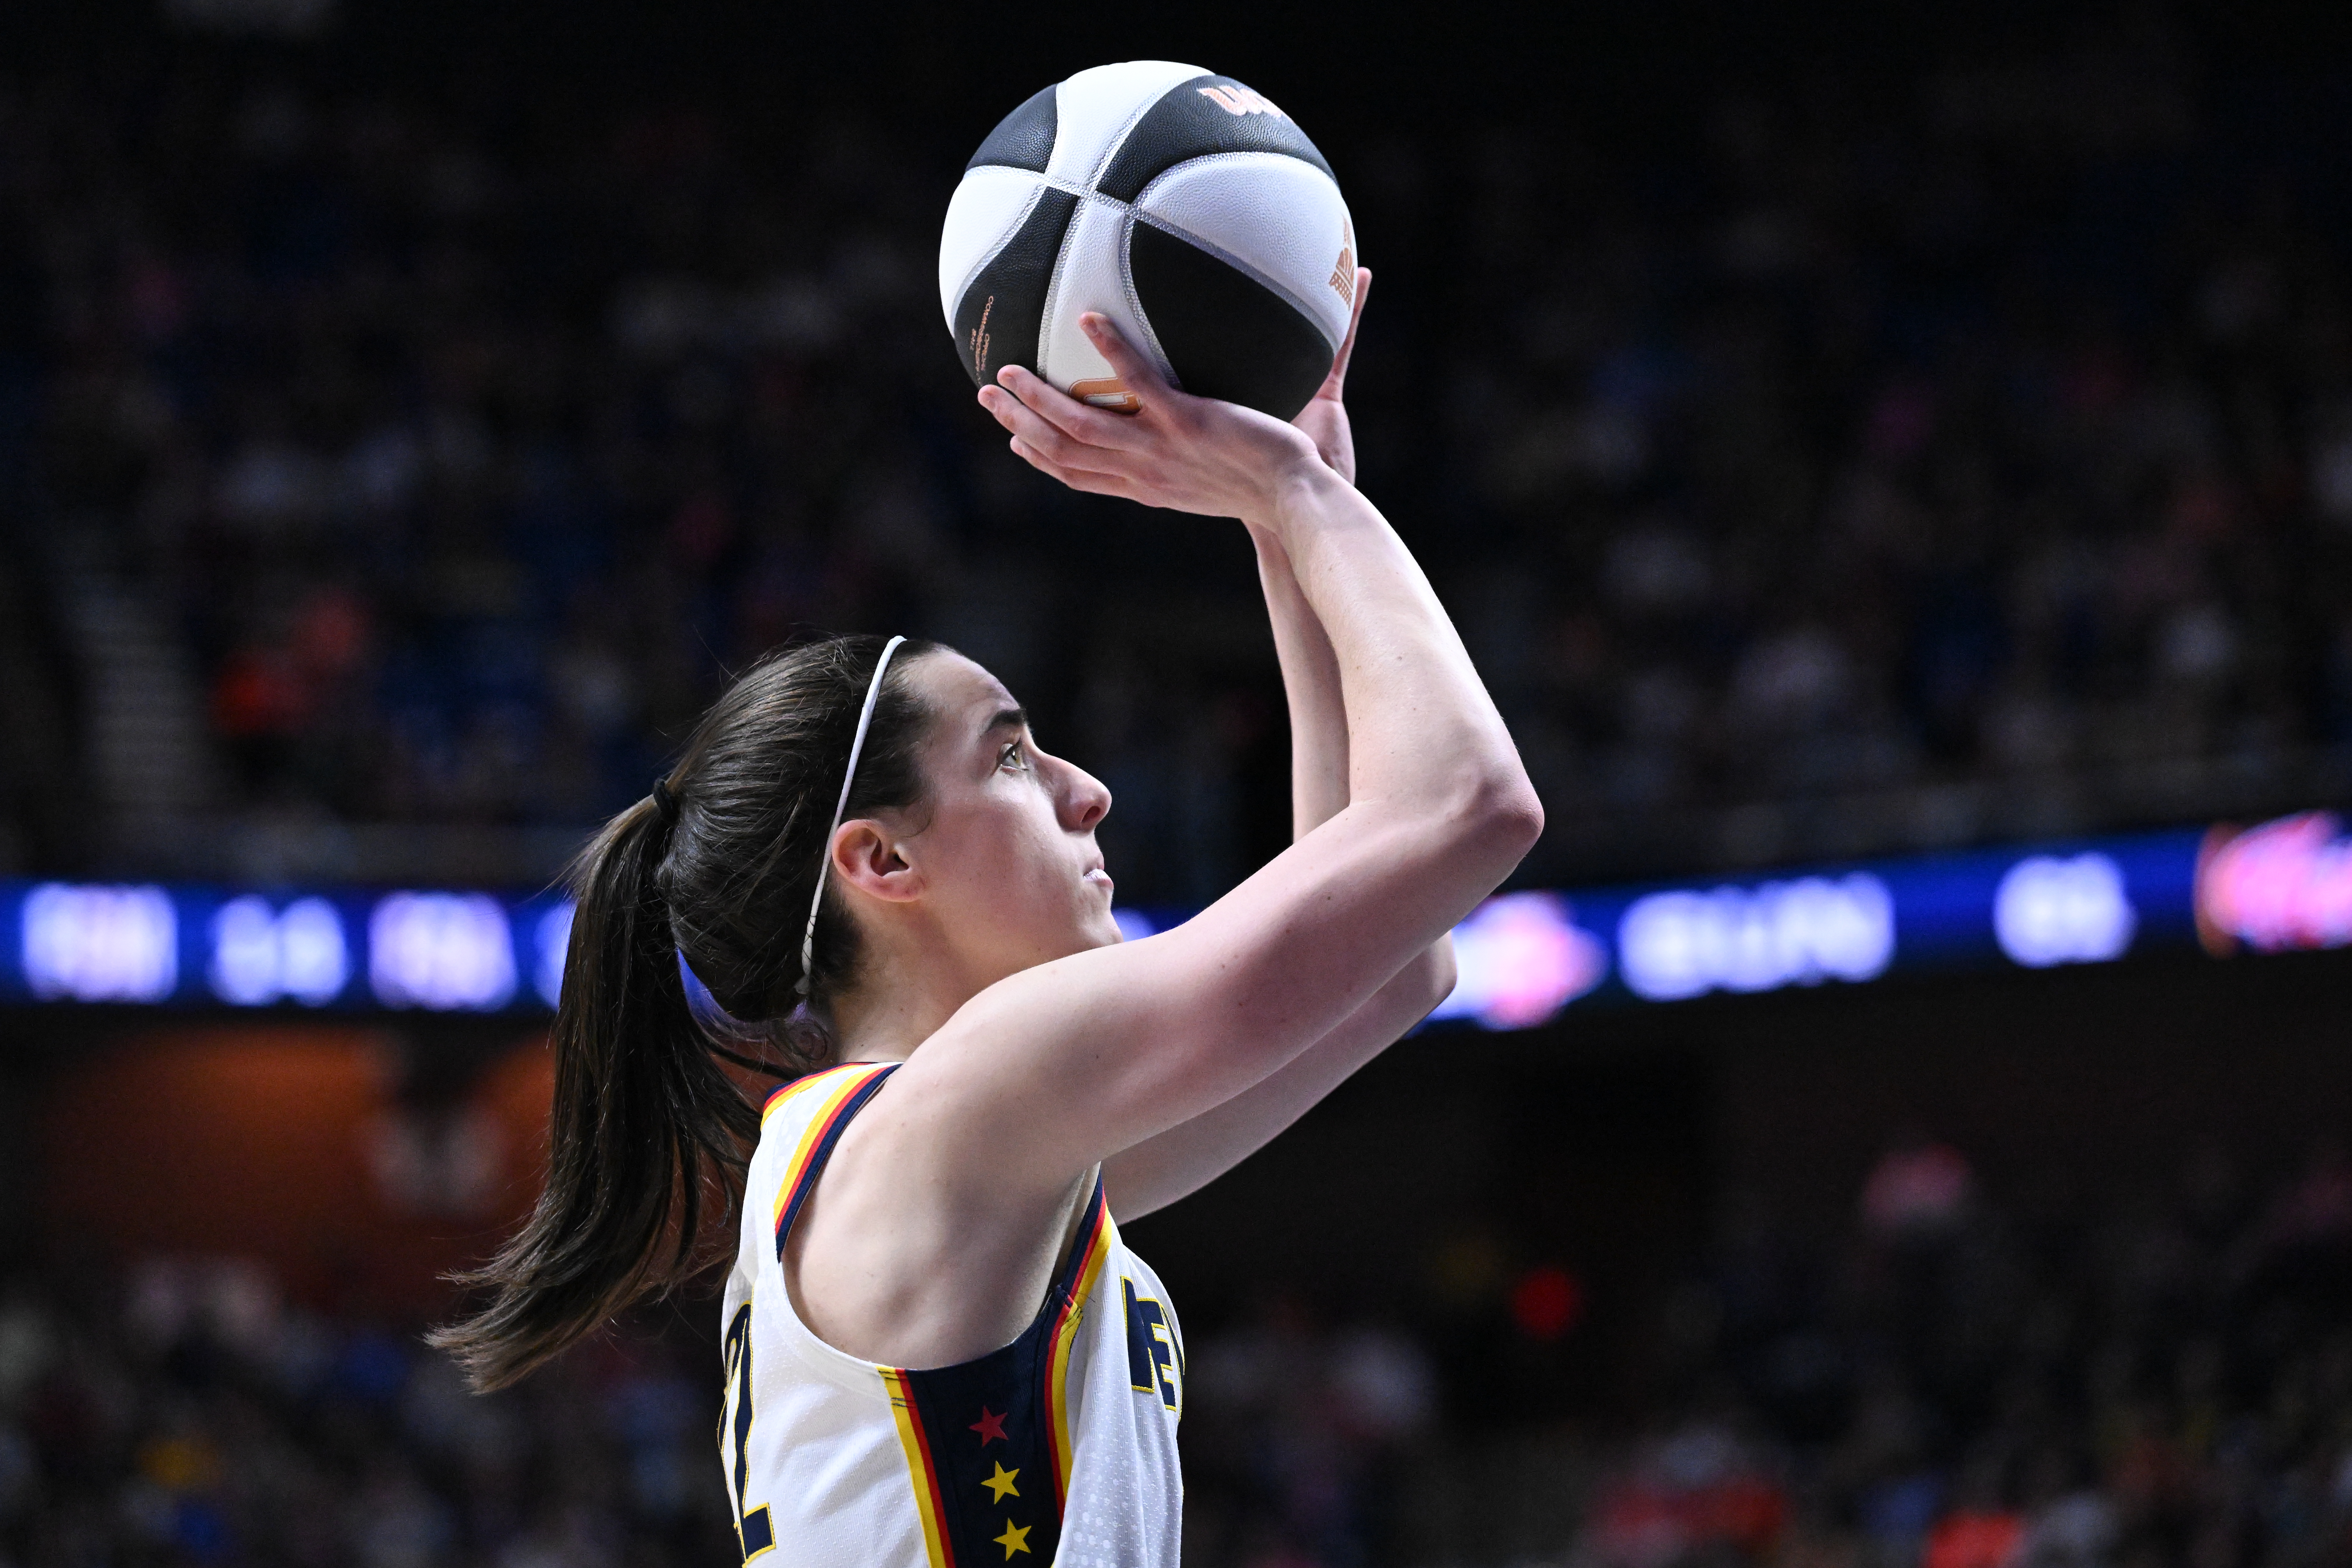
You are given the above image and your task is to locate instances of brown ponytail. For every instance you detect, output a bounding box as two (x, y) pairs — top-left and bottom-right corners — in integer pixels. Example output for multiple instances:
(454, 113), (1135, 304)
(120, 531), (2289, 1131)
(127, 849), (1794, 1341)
(432, 635), (940, 1390)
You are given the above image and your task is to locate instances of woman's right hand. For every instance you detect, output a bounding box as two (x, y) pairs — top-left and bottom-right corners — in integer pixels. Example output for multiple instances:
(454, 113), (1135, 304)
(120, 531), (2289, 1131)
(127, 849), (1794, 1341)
(976, 314), (1328, 524)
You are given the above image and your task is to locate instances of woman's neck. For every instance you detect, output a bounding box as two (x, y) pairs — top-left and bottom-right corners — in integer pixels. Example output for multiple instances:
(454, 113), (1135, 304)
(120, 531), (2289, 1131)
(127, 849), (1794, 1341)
(826, 958), (986, 1064)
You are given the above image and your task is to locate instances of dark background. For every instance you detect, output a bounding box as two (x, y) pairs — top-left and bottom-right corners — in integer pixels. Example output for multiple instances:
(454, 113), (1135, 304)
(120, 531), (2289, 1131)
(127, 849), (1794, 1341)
(3, 0), (2349, 888)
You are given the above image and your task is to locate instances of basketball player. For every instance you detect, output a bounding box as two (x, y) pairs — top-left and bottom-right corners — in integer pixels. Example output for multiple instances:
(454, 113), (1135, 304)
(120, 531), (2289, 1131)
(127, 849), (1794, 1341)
(435, 275), (1541, 1566)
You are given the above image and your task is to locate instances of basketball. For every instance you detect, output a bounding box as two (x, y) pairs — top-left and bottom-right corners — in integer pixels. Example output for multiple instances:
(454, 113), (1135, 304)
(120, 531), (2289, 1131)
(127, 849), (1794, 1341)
(939, 61), (1357, 421)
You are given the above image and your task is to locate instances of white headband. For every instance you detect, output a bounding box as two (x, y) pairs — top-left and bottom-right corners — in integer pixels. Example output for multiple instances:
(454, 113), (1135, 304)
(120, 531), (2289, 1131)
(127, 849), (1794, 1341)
(797, 635), (908, 997)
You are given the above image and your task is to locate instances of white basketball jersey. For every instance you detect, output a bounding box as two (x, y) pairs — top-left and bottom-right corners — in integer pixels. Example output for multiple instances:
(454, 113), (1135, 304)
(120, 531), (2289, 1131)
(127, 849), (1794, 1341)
(718, 1063), (1185, 1567)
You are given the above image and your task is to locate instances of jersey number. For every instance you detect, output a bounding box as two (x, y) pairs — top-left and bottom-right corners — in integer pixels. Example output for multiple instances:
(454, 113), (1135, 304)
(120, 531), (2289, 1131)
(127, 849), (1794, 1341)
(1124, 1277), (1183, 1413)
(720, 1303), (776, 1562)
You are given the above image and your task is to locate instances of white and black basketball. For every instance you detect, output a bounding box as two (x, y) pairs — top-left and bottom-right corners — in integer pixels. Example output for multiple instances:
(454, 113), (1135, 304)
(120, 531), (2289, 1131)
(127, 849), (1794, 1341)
(939, 61), (1357, 422)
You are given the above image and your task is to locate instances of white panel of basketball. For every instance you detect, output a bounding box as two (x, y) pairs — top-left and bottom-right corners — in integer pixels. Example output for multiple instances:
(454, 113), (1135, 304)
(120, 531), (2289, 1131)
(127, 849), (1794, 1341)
(1037, 198), (1172, 396)
(1133, 154), (1355, 351)
(1046, 61), (1207, 187)
(937, 167), (1049, 331)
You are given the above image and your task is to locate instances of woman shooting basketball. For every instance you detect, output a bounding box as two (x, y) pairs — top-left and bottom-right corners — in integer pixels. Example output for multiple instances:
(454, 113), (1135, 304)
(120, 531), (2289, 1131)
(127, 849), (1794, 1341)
(436, 275), (1541, 1566)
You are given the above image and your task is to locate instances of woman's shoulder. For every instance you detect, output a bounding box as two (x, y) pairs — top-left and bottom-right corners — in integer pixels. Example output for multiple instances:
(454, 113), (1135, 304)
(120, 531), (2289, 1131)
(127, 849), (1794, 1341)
(748, 1060), (903, 1232)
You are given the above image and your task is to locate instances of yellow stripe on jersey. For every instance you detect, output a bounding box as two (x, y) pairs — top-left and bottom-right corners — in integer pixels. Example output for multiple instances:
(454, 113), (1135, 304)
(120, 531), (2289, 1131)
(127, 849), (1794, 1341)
(1043, 1196), (1114, 1506)
(767, 1063), (894, 1239)
(759, 1060), (868, 1125)
(881, 1367), (953, 1568)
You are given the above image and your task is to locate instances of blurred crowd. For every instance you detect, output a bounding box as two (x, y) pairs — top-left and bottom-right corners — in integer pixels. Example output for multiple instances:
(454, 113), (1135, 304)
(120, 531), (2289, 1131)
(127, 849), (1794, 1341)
(0, 1258), (742, 1568)
(5, 25), (2352, 895)
(1557, 1140), (2352, 1568)
(10, 1145), (2352, 1568)
(1190, 1140), (2352, 1568)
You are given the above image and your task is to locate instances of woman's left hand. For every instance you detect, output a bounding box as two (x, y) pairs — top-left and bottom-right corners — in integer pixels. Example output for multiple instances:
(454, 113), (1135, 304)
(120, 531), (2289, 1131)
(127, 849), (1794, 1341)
(1290, 267), (1371, 486)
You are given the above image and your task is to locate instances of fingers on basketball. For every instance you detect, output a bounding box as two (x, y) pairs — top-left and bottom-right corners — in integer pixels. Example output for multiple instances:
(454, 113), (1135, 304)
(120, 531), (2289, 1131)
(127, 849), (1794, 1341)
(997, 364), (1141, 450)
(1078, 313), (1175, 406)
(995, 389), (1129, 477)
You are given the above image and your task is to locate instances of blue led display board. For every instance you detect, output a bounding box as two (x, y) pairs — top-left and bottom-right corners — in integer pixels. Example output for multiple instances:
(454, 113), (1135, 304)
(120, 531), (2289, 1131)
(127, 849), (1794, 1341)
(0, 811), (2343, 1030)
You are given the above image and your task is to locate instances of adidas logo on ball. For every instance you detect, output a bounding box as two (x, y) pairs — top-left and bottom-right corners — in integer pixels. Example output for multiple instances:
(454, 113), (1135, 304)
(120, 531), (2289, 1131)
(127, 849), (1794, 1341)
(939, 62), (1357, 422)
(1330, 220), (1356, 304)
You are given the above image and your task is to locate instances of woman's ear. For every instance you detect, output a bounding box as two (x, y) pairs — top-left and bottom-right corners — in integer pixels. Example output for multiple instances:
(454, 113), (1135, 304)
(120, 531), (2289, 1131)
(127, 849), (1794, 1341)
(831, 819), (923, 905)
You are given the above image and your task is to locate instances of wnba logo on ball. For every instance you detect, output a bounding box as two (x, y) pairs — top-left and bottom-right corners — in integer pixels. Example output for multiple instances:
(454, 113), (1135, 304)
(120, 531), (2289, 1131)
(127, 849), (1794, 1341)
(1195, 84), (1287, 118)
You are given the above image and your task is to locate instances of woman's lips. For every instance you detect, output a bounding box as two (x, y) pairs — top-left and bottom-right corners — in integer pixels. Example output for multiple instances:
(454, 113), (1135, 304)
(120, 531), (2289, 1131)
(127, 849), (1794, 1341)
(1083, 867), (1113, 893)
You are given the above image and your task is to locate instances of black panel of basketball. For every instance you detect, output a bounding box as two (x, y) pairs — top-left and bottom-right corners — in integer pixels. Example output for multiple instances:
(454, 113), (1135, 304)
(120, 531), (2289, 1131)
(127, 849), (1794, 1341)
(967, 85), (1058, 174)
(1095, 76), (1336, 202)
(953, 188), (1079, 386)
(1128, 221), (1334, 419)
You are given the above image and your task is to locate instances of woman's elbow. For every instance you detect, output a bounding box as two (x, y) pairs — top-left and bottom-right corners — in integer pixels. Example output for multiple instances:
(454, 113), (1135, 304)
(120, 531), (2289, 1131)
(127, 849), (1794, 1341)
(1462, 769), (1545, 865)
(1400, 759), (1544, 875)
(1500, 778), (1546, 852)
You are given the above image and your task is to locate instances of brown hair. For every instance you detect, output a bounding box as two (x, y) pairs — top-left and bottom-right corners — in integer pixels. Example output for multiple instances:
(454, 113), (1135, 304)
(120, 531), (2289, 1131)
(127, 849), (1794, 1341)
(431, 634), (942, 1390)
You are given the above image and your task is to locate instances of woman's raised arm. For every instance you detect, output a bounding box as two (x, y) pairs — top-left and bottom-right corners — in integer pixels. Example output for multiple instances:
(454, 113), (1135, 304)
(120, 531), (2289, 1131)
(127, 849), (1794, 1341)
(1101, 274), (1460, 1220)
(1100, 522), (1459, 1220)
(887, 313), (1541, 1200)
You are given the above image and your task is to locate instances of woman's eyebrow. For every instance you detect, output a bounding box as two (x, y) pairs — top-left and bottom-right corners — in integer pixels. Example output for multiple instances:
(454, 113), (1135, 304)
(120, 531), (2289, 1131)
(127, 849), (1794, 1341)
(981, 705), (1028, 737)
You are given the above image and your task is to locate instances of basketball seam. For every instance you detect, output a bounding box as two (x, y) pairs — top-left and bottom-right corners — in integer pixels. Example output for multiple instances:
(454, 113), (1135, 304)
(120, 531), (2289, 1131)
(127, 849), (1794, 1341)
(1018, 178), (1137, 209)
(1027, 185), (1181, 390)
(948, 177), (1051, 333)
(1091, 113), (1336, 204)
(1079, 86), (1177, 196)
(1115, 206), (1182, 391)
(1126, 204), (1342, 353)
(1033, 190), (1087, 387)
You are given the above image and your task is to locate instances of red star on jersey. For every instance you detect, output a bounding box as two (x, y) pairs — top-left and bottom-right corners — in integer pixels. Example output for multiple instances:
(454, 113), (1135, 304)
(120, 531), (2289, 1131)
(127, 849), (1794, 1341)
(970, 1406), (1009, 1446)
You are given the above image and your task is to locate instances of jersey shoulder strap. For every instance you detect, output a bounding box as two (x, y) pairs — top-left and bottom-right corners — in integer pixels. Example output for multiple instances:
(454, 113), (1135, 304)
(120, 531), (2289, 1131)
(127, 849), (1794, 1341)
(759, 1061), (899, 1261)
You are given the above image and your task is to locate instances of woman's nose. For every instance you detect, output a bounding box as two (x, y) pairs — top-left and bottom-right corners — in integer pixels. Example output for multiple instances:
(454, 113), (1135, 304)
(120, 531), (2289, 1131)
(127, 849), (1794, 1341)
(1061, 761), (1111, 832)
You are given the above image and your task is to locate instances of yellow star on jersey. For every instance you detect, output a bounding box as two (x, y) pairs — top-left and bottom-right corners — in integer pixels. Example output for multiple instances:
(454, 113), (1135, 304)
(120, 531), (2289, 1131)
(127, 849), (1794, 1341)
(981, 1462), (1021, 1502)
(994, 1519), (1032, 1558)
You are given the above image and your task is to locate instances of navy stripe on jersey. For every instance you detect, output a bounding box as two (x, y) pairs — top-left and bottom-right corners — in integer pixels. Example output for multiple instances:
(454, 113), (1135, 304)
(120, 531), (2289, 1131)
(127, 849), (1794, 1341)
(1047, 1176), (1108, 1306)
(893, 1177), (1109, 1567)
(897, 1325), (1060, 1566)
(1095, 74), (1335, 203)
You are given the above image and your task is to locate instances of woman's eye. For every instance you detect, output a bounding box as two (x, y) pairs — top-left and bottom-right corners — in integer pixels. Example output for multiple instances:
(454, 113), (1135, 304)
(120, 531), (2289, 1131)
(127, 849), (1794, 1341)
(1000, 742), (1027, 771)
